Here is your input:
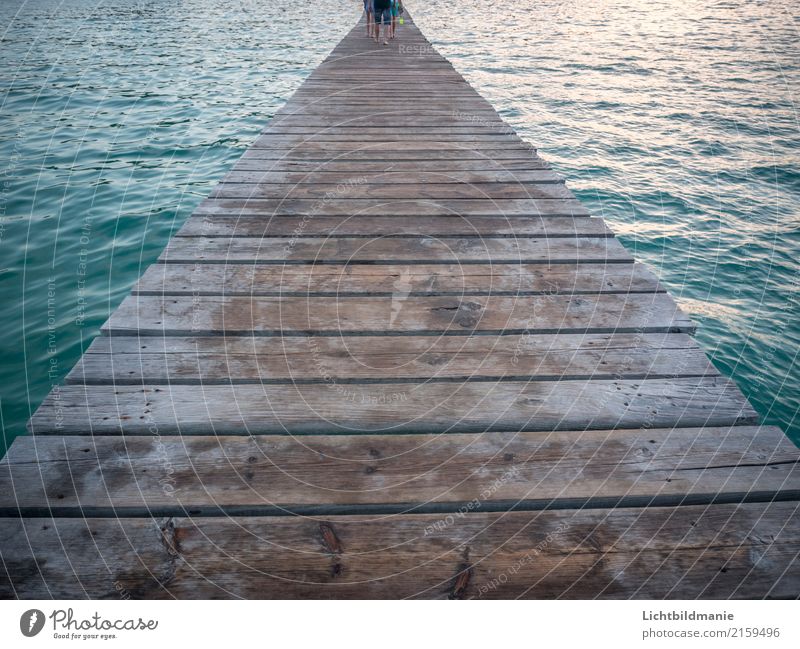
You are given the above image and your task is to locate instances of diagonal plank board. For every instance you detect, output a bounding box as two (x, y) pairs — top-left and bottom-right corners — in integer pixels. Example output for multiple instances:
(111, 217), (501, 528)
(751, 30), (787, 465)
(3, 12), (799, 600)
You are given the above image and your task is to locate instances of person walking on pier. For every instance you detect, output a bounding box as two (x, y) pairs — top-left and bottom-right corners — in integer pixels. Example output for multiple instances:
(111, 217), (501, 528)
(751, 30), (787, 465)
(373, 0), (392, 45)
(363, 0), (374, 38)
(390, 0), (401, 39)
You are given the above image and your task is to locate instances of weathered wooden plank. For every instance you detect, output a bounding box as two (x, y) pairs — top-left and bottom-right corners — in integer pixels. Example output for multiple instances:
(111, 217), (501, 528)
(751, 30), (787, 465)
(276, 101), (498, 111)
(27, 377), (755, 435)
(246, 140), (534, 151)
(268, 116), (509, 127)
(251, 135), (530, 147)
(220, 170), (564, 185)
(158, 237), (629, 264)
(271, 104), (498, 113)
(3, 503), (798, 598)
(289, 88), (488, 95)
(175, 215), (609, 238)
(209, 182), (575, 200)
(278, 93), (493, 101)
(232, 158), (552, 172)
(303, 70), (467, 76)
(134, 262), (661, 297)
(241, 149), (540, 161)
(2, 427), (795, 512)
(261, 127), (518, 136)
(8, 5), (791, 605)
(194, 198), (590, 217)
(67, 333), (716, 384)
(101, 293), (692, 336)
(292, 86), (484, 92)
(301, 73), (472, 78)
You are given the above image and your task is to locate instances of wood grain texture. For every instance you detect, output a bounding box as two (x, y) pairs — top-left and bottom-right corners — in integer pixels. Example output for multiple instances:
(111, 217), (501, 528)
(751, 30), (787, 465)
(3, 427), (795, 512)
(158, 236), (630, 264)
(68, 333), (716, 384)
(175, 215), (610, 238)
(232, 158), (553, 172)
(134, 262), (662, 296)
(8, 12), (795, 601)
(220, 169), (565, 184)
(240, 148), (542, 161)
(193, 197), (591, 217)
(258, 127), (525, 137)
(210, 181), (575, 200)
(249, 137), (534, 148)
(267, 116), (513, 128)
(3, 503), (799, 598)
(27, 377), (756, 435)
(101, 293), (693, 336)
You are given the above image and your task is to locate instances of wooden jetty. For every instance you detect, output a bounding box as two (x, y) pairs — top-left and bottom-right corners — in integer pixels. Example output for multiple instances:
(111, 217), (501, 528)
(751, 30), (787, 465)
(2, 16), (799, 599)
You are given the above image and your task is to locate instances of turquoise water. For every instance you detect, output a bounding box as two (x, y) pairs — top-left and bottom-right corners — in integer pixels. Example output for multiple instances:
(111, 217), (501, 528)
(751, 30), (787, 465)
(0, 0), (362, 452)
(411, 0), (800, 443)
(1, 0), (797, 451)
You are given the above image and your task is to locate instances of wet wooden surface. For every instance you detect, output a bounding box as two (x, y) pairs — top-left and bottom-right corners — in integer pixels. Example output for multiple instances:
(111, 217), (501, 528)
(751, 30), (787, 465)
(2, 14), (798, 599)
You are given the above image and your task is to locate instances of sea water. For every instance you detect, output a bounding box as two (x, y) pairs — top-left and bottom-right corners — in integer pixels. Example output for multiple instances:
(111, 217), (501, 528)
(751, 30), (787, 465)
(1, 0), (797, 451)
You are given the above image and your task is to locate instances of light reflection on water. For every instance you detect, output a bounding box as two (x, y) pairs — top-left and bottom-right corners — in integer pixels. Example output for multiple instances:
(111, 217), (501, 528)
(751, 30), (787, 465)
(408, 0), (799, 441)
(0, 0), (797, 448)
(0, 0), (360, 450)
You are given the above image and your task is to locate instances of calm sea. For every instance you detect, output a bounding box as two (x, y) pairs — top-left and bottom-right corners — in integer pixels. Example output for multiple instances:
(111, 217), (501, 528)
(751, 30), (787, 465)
(1, 0), (797, 451)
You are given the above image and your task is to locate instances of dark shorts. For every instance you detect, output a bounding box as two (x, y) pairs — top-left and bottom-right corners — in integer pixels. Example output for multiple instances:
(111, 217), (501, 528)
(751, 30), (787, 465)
(373, 0), (390, 24)
(375, 8), (391, 25)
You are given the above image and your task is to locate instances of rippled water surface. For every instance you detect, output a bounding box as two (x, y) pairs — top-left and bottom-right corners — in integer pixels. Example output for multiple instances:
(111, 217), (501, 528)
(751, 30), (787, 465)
(0, 0), (361, 451)
(407, 0), (799, 442)
(1, 0), (798, 450)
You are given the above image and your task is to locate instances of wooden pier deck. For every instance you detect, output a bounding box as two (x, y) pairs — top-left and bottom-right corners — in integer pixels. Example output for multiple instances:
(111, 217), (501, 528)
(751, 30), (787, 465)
(2, 16), (799, 599)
